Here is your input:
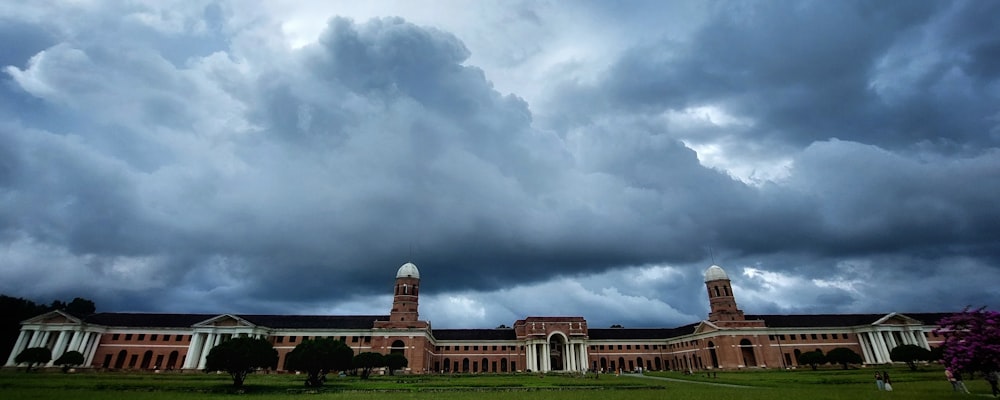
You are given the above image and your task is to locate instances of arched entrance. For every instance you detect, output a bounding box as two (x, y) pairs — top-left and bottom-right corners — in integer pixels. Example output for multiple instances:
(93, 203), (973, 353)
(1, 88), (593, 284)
(390, 340), (405, 355)
(708, 341), (719, 368)
(548, 335), (565, 371)
(740, 339), (757, 367)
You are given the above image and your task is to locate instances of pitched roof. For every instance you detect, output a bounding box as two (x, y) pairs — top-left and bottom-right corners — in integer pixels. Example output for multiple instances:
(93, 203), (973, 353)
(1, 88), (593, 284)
(85, 313), (215, 328)
(82, 312), (388, 329)
(746, 312), (953, 328)
(240, 315), (387, 329)
(432, 329), (518, 341)
(588, 323), (698, 340)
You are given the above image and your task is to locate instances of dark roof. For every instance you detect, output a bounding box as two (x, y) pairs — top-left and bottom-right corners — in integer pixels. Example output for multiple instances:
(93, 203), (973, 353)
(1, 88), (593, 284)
(432, 329), (518, 341)
(85, 313), (215, 328)
(588, 323), (698, 340)
(240, 315), (387, 329)
(747, 312), (954, 328)
(82, 312), (388, 329)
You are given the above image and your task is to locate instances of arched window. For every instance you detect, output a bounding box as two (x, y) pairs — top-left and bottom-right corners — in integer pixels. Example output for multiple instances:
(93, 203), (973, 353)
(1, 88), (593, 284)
(482, 357), (489, 372)
(114, 350), (128, 369)
(462, 358), (470, 372)
(443, 358), (451, 372)
(140, 350), (154, 369)
(166, 351), (179, 370)
(391, 340), (406, 355)
(714, 286), (720, 297)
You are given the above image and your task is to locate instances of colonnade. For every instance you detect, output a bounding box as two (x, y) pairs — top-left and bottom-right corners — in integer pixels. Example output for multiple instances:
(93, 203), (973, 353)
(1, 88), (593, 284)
(857, 328), (930, 364)
(182, 331), (265, 370)
(524, 337), (589, 372)
(4, 329), (103, 367)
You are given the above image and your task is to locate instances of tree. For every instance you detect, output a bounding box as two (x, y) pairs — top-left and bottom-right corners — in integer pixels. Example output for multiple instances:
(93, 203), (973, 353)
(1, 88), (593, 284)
(384, 353), (408, 376)
(825, 347), (862, 369)
(204, 337), (278, 388)
(797, 350), (826, 370)
(284, 337), (354, 387)
(1, 295), (48, 362)
(354, 352), (386, 379)
(890, 344), (933, 371)
(1, 295), (96, 362)
(54, 350), (85, 373)
(65, 298), (96, 316)
(934, 308), (1000, 375)
(15, 347), (51, 371)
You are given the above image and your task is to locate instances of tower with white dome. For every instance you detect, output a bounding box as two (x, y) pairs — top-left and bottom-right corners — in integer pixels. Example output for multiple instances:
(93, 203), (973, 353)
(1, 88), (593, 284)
(389, 262), (421, 323)
(704, 265), (747, 323)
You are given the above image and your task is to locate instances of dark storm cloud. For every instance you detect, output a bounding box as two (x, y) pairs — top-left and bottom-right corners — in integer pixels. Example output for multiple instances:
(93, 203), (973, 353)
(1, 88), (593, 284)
(0, 1), (997, 327)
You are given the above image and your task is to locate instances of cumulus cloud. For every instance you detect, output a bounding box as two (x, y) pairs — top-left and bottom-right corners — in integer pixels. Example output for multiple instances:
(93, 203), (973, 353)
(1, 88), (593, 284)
(0, 1), (997, 328)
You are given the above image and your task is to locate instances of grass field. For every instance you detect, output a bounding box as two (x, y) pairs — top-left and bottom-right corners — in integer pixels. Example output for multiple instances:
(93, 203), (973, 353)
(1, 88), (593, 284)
(0, 365), (993, 399)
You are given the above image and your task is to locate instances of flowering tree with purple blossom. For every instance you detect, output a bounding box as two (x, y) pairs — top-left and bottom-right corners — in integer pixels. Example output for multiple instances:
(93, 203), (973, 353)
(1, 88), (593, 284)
(934, 308), (1000, 375)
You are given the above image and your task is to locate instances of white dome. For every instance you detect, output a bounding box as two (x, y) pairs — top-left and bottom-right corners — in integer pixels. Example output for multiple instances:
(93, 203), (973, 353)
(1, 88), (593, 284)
(396, 262), (420, 279)
(704, 265), (729, 282)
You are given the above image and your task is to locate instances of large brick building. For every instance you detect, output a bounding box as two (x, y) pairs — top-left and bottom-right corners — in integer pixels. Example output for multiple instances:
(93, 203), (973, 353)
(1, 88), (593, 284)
(5, 263), (949, 373)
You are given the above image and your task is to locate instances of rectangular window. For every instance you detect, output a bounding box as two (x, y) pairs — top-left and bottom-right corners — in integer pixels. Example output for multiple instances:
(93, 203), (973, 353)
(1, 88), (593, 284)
(626, 345), (631, 350)
(289, 336), (297, 343)
(150, 334), (158, 341)
(474, 346), (479, 351)
(492, 346), (498, 351)
(617, 345), (623, 350)
(137, 334), (145, 341)
(811, 334), (817, 340)
(464, 346), (470, 351)
(352, 336), (359, 343)
(112, 334), (120, 340)
(176, 335), (184, 342)
(365, 336), (371, 343)
(599, 345), (605, 350)
(125, 334), (133, 340)
(779, 335), (786, 340)
(276, 336), (284, 343)
(644, 345), (650, 350)
(821, 334), (828, 339)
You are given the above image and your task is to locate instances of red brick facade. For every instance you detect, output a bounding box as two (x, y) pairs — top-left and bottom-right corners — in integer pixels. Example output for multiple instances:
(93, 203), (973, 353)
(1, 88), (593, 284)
(6, 263), (950, 373)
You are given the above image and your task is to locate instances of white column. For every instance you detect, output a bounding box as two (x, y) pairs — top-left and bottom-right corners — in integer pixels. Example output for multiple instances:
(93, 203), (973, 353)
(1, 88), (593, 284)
(858, 333), (874, 364)
(873, 332), (890, 363)
(580, 343), (589, 371)
(28, 330), (43, 347)
(568, 343), (575, 371)
(183, 333), (204, 369)
(197, 333), (217, 369)
(5, 330), (31, 366)
(882, 331), (896, 358)
(532, 343), (538, 371)
(916, 330), (930, 349)
(543, 342), (550, 372)
(39, 331), (52, 349)
(67, 331), (83, 353)
(865, 333), (881, 363)
(83, 333), (101, 367)
(47, 331), (70, 366)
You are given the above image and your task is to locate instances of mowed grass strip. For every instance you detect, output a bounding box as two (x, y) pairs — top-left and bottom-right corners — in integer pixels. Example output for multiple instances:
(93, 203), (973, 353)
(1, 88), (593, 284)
(0, 365), (992, 400)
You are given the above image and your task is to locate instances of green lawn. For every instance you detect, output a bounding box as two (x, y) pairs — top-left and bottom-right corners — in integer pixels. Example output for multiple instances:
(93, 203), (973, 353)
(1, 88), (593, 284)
(0, 365), (992, 400)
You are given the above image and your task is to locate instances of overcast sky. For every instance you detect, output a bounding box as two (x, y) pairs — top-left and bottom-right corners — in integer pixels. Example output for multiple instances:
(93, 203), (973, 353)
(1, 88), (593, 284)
(1, 0), (998, 329)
